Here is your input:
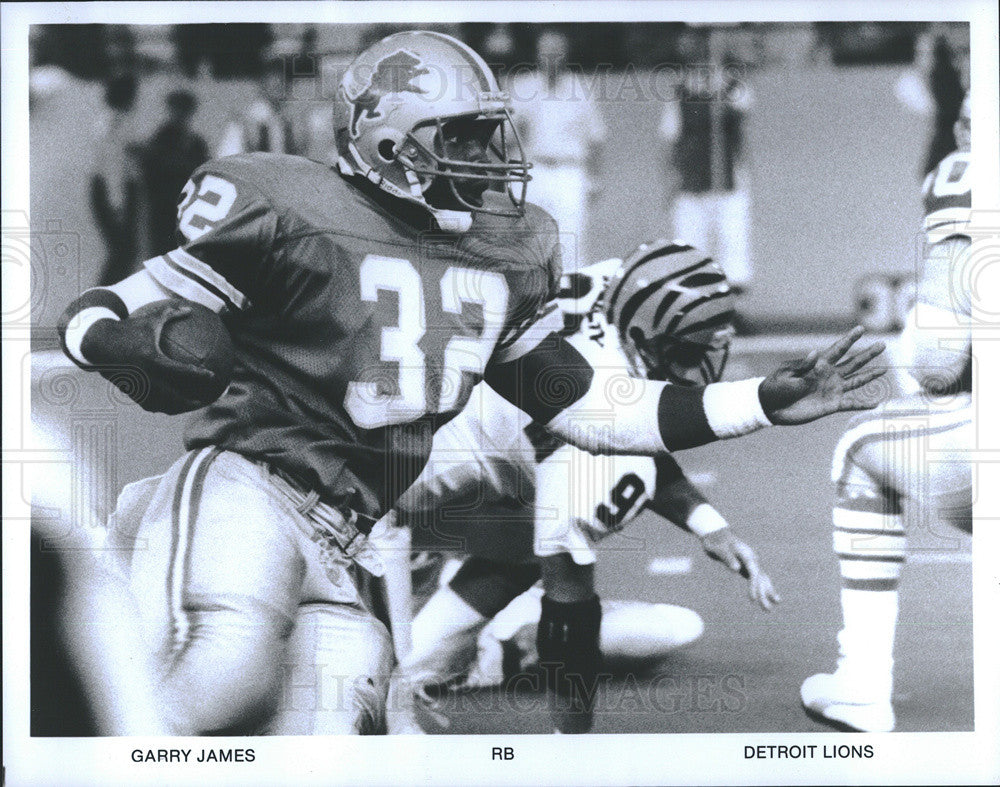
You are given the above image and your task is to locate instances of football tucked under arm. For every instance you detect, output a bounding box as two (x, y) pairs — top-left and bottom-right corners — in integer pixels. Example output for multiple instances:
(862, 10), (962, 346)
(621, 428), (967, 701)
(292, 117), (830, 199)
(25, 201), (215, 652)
(57, 270), (234, 414)
(485, 326), (887, 455)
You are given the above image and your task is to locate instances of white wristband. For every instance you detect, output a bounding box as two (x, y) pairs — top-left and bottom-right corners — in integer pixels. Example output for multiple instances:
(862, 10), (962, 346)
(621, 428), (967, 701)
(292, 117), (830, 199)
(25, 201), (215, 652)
(687, 503), (729, 537)
(702, 377), (773, 439)
(64, 306), (121, 367)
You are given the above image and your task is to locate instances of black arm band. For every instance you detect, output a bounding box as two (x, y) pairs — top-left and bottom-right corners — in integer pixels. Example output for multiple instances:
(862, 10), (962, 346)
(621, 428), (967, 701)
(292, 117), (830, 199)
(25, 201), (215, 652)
(484, 333), (595, 424)
(57, 289), (129, 367)
(657, 384), (717, 451)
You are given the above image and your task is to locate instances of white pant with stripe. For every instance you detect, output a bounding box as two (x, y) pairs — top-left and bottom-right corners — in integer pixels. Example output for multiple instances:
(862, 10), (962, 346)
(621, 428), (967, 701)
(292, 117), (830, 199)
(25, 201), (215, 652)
(107, 448), (393, 735)
(832, 393), (973, 533)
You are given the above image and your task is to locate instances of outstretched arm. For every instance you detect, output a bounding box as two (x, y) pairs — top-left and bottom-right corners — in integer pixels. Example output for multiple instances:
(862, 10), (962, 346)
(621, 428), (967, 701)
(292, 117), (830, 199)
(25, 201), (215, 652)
(648, 454), (779, 611)
(485, 326), (886, 456)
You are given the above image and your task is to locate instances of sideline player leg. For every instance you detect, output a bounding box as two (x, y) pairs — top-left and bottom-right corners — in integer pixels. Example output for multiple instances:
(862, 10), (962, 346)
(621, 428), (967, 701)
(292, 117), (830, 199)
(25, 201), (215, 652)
(801, 396), (972, 732)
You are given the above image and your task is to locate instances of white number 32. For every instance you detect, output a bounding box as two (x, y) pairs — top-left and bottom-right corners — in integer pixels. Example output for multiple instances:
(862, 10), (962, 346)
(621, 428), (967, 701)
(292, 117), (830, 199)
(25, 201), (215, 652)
(345, 255), (508, 429)
(177, 175), (238, 241)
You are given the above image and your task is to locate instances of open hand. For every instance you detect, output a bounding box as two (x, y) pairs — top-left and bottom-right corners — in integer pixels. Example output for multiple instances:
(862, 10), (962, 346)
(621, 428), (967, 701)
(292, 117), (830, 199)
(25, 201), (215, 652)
(700, 527), (781, 611)
(759, 326), (887, 425)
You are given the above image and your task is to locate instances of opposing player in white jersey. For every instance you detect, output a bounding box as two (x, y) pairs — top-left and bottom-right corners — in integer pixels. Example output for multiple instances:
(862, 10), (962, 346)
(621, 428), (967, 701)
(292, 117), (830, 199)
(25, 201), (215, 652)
(388, 241), (780, 733)
(801, 94), (974, 733)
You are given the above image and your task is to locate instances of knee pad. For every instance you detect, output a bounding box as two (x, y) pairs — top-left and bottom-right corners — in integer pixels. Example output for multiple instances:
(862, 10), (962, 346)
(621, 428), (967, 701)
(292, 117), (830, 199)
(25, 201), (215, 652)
(267, 604), (393, 735)
(832, 417), (887, 496)
(831, 428), (905, 593)
(933, 487), (973, 534)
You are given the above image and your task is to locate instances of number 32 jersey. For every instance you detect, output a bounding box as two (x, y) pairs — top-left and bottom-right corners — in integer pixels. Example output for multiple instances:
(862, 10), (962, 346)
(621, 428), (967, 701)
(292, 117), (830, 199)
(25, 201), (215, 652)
(144, 153), (562, 516)
(394, 271), (662, 566)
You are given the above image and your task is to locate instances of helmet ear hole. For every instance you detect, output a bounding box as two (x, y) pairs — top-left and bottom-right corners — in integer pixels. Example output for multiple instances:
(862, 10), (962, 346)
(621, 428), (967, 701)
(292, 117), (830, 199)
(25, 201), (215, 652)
(377, 138), (398, 162)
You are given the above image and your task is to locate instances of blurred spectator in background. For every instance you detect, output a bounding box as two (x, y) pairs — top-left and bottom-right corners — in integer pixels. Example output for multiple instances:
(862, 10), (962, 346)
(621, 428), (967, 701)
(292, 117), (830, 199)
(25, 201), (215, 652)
(894, 30), (966, 176)
(172, 24), (205, 79)
(923, 35), (965, 174)
(659, 27), (753, 295)
(172, 23), (273, 80)
(291, 29), (339, 163)
(216, 57), (296, 157)
(507, 28), (606, 271)
(89, 72), (146, 286)
(140, 89), (209, 255)
(479, 23), (518, 64)
(32, 24), (135, 82)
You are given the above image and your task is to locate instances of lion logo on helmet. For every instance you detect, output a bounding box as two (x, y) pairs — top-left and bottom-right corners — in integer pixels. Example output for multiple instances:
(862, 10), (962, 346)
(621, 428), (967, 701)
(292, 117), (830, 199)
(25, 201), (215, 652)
(346, 50), (430, 138)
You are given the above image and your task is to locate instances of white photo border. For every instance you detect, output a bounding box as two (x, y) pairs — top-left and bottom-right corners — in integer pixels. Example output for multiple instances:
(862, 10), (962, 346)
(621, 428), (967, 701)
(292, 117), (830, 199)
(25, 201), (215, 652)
(3, 1), (999, 785)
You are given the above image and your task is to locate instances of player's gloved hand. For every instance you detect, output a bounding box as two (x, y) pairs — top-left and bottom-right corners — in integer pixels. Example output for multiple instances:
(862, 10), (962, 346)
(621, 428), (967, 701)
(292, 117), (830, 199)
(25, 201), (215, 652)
(82, 302), (220, 415)
(759, 326), (887, 425)
(700, 527), (781, 611)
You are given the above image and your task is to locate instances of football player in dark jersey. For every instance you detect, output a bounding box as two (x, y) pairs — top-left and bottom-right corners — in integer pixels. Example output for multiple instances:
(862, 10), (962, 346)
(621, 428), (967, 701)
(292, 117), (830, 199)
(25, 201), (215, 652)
(801, 94), (974, 733)
(58, 31), (885, 735)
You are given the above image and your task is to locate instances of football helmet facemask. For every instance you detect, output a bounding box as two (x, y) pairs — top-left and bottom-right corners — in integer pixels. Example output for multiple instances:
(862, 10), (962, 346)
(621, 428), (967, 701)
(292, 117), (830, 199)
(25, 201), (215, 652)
(337, 31), (531, 224)
(603, 240), (737, 387)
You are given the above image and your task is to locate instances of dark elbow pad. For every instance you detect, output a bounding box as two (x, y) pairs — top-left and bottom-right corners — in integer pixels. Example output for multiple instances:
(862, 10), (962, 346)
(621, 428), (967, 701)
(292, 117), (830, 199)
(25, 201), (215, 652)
(485, 333), (595, 424)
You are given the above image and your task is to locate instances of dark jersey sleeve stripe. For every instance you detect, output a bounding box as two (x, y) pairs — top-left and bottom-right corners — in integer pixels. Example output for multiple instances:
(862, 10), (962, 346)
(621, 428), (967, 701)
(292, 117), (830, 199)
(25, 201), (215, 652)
(484, 332), (595, 424)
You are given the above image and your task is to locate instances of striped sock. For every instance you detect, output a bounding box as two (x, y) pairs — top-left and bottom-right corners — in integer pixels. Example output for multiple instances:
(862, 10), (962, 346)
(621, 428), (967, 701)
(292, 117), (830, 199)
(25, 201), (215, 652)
(832, 495), (904, 692)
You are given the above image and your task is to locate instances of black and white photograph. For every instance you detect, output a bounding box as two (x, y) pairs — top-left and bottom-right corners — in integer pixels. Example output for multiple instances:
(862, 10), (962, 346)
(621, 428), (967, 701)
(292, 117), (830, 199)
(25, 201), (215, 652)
(3, 1), (999, 785)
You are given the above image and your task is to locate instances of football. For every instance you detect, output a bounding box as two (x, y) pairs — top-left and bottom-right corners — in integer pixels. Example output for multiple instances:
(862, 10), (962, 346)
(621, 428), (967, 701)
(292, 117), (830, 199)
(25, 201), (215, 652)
(131, 299), (235, 400)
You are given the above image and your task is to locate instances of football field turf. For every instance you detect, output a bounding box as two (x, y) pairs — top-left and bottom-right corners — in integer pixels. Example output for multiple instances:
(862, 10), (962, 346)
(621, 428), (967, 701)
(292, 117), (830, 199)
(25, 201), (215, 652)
(420, 345), (974, 735)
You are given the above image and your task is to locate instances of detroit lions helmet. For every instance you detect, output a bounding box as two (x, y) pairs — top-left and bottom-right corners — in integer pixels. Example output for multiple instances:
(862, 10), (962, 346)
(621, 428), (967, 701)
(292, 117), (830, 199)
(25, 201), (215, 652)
(604, 240), (737, 386)
(337, 31), (531, 220)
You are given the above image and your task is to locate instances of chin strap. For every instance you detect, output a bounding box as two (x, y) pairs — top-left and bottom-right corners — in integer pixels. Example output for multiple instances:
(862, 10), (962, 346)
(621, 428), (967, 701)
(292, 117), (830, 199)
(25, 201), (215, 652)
(432, 210), (473, 233)
(338, 152), (473, 234)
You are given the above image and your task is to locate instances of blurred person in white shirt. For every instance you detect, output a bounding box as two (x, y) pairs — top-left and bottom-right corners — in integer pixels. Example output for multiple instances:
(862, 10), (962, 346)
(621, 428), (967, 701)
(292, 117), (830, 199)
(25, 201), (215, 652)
(507, 29), (606, 272)
(216, 57), (295, 157)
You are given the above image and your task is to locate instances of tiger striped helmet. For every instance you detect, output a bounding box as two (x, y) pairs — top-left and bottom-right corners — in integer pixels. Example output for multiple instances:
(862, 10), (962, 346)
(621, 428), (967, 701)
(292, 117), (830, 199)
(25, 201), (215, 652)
(603, 240), (737, 386)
